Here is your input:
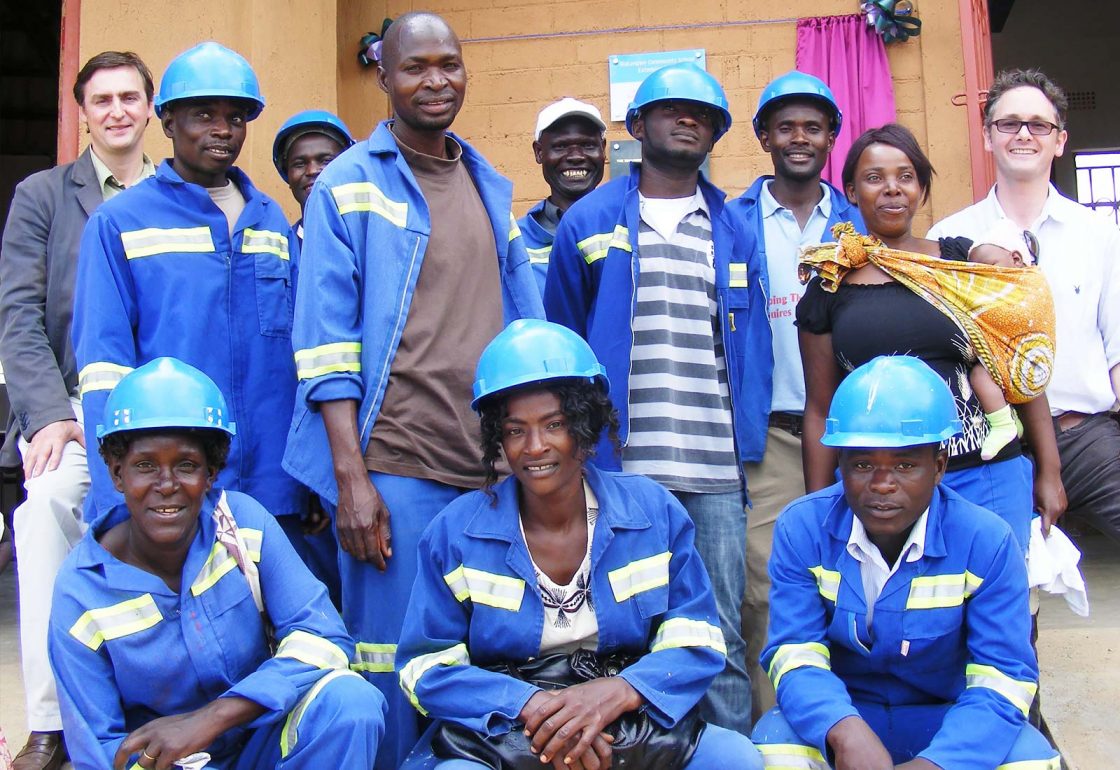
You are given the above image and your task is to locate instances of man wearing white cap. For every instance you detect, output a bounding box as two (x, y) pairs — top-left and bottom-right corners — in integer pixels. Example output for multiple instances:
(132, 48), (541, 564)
(519, 97), (606, 295)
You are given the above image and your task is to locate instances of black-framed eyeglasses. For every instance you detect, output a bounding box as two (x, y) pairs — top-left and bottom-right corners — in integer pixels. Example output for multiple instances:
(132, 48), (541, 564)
(1022, 229), (1040, 264)
(990, 118), (1061, 136)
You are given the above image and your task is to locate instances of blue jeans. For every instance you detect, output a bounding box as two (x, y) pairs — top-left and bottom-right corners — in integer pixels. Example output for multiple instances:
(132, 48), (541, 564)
(425, 724), (763, 770)
(674, 488), (752, 736)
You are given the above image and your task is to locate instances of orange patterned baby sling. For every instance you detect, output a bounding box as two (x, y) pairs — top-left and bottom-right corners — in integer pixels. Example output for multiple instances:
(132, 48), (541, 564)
(798, 223), (1055, 404)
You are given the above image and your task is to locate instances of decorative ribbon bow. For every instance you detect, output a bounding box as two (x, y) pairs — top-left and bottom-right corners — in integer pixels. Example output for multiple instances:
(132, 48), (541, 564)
(861, 0), (922, 43)
(358, 17), (394, 67)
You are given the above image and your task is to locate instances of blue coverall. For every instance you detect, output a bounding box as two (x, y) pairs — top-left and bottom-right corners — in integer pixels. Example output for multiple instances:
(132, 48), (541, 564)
(72, 162), (304, 522)
(285, 121), (543, 769)
(48, 490), (386, 770)
(516, 200), (555, 297)
(755, 482), (1059, 770)
(396, 463), (761, 769)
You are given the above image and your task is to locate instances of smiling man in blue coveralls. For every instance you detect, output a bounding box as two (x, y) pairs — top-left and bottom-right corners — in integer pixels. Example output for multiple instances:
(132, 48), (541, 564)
(729, 71), (865, 723)
(753, 356), (1059, 770)
(283, 12), (542, 769)
(74, 43), (306, 544)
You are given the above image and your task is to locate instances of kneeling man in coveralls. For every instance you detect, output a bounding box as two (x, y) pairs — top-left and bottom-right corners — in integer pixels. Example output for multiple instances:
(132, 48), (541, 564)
(753, 355), (1059, 770)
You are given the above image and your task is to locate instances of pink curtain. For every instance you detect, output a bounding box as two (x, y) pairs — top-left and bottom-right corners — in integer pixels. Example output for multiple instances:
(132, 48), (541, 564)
(796, 15), (897, 187)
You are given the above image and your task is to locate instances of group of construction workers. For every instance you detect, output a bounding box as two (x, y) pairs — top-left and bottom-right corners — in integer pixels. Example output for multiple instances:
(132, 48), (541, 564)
(1, 7), (1116, 770)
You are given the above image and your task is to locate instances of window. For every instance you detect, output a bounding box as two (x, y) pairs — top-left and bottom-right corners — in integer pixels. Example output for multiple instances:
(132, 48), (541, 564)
(1074, 151), (1120, 227)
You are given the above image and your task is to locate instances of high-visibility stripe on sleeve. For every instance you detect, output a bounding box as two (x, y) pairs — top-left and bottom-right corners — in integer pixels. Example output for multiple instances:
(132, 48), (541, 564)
(906, 571), (984, 609)
(331, 182), (408, 227)
(294, 342), (361, 380)
(442, 565), (525, 611)
(242, 228), (290, 260)
(768, 642), (831, 689)
(352, 642), (396, 673)
(965, 663), (1037, 717)
(995, 758), (1061, 770)
(808, 566), (840, 603)
(78, 362), (133, 396)
(190, 528), (263, 597)
(650, 617), (727, 655)
(281, 669), (363, 757)
(577, 225), (630, 265)
(758, 743), (829, 770)
(527, 246), (551, 264)
(443, 565), (470, 602)
(608, 551), (671, 602)
(399, 643), (470, 715)
(69, 594), (163, 651)
(729, 262), (749, 288)
(509, 212), (522, 242)
(120, 226), (214, 260)
(275, 630), (349, 670)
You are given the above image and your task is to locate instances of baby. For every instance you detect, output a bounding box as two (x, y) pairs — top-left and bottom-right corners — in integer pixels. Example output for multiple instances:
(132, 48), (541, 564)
(967, 219), (1035, 460)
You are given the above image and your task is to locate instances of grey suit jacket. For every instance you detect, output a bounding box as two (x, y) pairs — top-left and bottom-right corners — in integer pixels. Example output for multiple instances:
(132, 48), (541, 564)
(0, 148), (103, 465)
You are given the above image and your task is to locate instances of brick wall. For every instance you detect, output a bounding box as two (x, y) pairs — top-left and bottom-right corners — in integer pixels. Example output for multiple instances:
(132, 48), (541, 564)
(380, 0), (973, 230)
(77, 0), (973, 227)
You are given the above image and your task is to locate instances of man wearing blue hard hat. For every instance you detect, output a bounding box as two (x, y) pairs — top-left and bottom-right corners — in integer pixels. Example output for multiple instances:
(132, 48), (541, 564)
(73, 43), (314, 575)
(729, 70), (866, 723)
(284, 13), (542, 768)
(753, 356), (1059, 770)
(545, 61), (771, 735)
(272, 110), (355, 243)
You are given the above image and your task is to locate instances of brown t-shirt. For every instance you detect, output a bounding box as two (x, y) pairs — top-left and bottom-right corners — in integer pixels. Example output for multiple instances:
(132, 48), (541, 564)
(364, 130), (503, 487)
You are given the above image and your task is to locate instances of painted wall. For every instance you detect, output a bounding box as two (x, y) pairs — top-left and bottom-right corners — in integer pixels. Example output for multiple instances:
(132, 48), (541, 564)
(78, 0), (973, 229)
(77, 0), (342, 217)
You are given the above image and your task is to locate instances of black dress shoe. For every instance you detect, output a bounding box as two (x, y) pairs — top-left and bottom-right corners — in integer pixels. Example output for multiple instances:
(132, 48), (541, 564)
(12, 731), (66, 770)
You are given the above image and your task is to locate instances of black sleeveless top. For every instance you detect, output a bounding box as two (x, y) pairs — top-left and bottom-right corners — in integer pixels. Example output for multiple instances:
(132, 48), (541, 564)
(795, 237), (1021, 471)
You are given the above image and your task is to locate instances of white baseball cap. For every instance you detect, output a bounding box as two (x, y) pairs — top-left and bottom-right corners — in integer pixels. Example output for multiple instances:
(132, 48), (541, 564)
(534, 98), (607, 141)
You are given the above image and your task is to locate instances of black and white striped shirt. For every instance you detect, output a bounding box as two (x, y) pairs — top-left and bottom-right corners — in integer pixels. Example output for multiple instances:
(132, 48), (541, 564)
(622, 192), (740, 493)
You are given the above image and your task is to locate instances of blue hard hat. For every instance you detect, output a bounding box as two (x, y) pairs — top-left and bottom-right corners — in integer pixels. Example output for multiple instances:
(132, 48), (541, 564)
(97, 357), (236, 441)
(821, 356), (962, 448)
(752, 70), (842, 137)
(472, 320), (609, 410)
(626, 62), (733, 142)
(155, 42), (265, 120)
(272, 109), (356, 180)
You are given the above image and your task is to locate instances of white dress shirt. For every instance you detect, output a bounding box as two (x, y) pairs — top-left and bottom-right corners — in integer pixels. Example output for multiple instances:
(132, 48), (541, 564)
(846, 510), (929, 627)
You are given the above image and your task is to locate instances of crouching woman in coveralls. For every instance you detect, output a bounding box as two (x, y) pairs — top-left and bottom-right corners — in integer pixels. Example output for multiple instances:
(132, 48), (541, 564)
(47, 358), (386, 770)
(396, 320), (763, 770)
(753, 356), (1059, 770)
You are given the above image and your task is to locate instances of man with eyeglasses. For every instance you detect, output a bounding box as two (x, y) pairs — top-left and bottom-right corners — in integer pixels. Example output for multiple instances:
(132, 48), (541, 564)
(930, 68), (1120, 544)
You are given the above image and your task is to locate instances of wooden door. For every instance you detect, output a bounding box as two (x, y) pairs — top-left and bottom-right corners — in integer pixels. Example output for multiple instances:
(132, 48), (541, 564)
(956, 0), (995, 201)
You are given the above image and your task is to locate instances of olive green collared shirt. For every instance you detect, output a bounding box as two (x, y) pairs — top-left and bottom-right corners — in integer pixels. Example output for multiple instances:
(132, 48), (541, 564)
(89, 151), (156, 201)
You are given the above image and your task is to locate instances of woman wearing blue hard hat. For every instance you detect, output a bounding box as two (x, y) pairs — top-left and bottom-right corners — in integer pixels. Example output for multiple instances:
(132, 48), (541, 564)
(47, 358), (385, 770)
(395, 320), (763, 770)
